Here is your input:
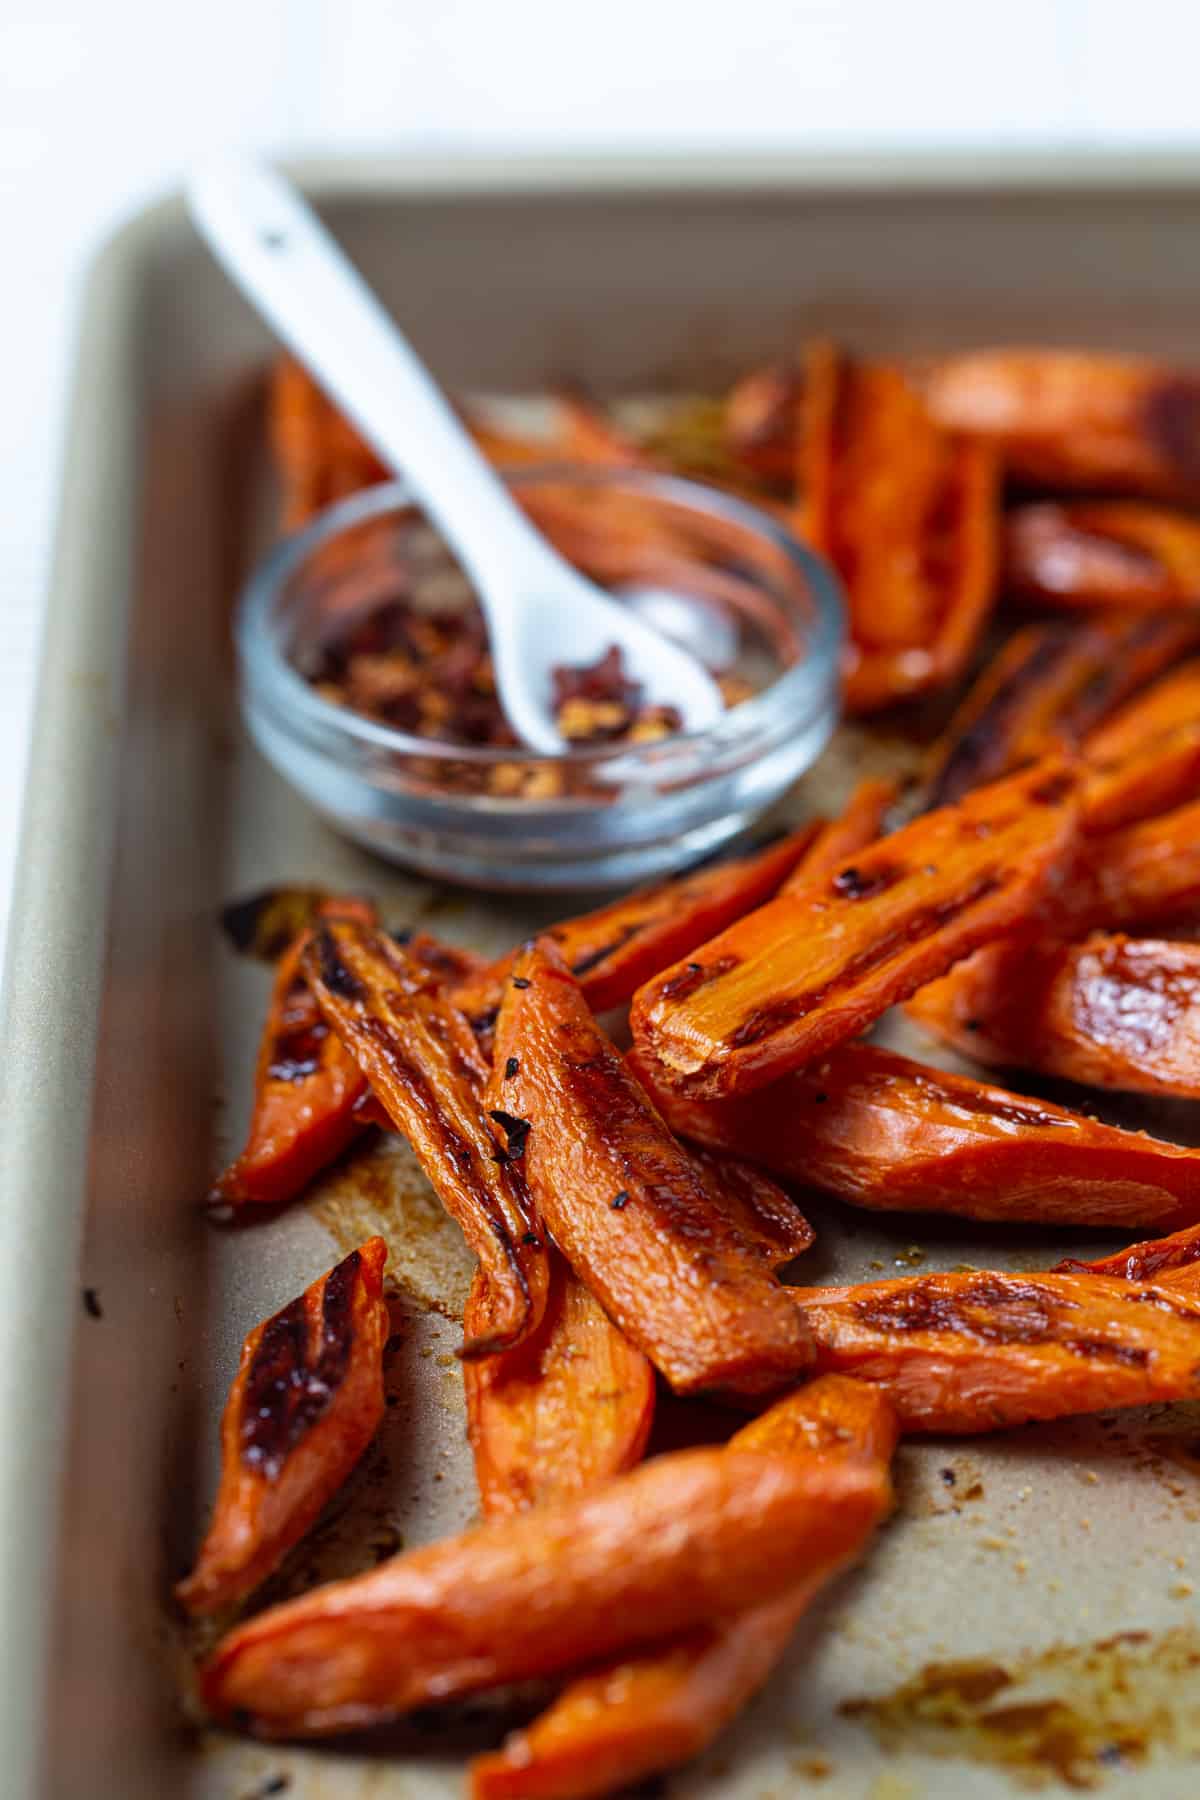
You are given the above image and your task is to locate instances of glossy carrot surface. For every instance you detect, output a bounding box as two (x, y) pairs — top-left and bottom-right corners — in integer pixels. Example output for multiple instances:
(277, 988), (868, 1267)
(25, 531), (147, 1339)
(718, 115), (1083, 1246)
(469, 1378), (896, 1800)
(462, 1258), (655, 1520)
(202, 1419), (890, 1736)
(487, 939), (812, 1396)
(632, 1041), (1200, 1231)
(779, 778), (897, 896)
(304, 923), (547, 1357)
(1006, 500), (1200, 611)
(632, 759), (1079, 1100)
(791, 1268), (1200, 1432)
(910, 933), (1200, 1100)
(210, 896), (376, 1209)
(177, 1239), (389, 1617)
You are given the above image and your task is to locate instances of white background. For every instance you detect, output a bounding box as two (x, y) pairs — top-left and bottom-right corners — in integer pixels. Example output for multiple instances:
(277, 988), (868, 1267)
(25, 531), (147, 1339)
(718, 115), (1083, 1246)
(3, 0), (1199, 958)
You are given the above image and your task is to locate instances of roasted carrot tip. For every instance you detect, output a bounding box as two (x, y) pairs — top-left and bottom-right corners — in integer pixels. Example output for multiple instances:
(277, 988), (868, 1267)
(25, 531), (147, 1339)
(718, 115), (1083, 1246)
(176, 1237), (389, 1617)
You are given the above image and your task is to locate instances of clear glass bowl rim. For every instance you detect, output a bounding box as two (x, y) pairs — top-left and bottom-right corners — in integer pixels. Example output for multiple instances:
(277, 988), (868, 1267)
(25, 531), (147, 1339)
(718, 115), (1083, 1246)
(236, 466), (845, 775)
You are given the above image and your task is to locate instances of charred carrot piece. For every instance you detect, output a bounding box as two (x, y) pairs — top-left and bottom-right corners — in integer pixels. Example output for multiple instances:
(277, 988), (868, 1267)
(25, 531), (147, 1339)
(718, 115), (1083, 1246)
(686, 1143), (814, 1268)
(632, 1041), (1200, 1231)
(779, 779), (897, 896)
(1085, 798), (1200, 928)
(210, 896), (378, 1209)
(923, 614), (1200, 810)
(1006, 500), (1200, 611)
(269, 359), (386, 527)
(631, 759), (1079, 1102)
(1057, 1222), (1200, 1287)
(469, 1377), (896, 1800)
(922, 348), (1200, 500)
(303, 923), (547, 1357)
(790, 1268), (1200, 1433)
(453, 824), (824, 1035)
(201, 1386), (892, 1738)
(1080, 722), (1200, 835)
(1084, 660), (1200, 763)
(462, 1257), (656, 1520)
(177, 1239), (389, 1617)
(488, 939), (813, 1396)
(802, 343), (1000, 713)
(910, 933), (1200, 1101)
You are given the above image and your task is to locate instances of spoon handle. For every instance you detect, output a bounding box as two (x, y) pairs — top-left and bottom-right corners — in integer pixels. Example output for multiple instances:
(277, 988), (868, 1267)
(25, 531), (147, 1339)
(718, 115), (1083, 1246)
(188, 158), (560, 595)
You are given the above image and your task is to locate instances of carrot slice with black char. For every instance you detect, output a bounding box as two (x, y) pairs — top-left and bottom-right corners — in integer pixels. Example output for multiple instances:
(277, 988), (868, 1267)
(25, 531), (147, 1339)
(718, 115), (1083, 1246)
(779, 778), (897, 896)
(462, 1257), (656, 1521)
(210, 896), (377, 1209)
(304, 922), (547, 1357)
(922, 614), (1200, 812)
(909, 933), (1200, 1101)
(487, 938), (813, 1397)
(468, 1377), (896, 1800)
(632, 1041), (1200, 1231)
(631, 758), (1079, 1102)
(177, 1238), (389, 1617)
(790, 1268), (1200, 1433)
(452, 823), (823, 1036)
(1085, 661), (1200, 763)
(201, 1386), (891, 1738)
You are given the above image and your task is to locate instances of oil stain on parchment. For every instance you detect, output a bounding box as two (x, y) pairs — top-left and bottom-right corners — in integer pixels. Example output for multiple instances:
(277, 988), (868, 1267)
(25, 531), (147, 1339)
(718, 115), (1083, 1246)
(843, 1626), (1200, 1789)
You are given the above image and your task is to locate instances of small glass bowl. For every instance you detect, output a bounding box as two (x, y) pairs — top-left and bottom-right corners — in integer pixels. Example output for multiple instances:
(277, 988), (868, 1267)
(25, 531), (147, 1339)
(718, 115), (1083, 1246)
(237, 469), (843, 891)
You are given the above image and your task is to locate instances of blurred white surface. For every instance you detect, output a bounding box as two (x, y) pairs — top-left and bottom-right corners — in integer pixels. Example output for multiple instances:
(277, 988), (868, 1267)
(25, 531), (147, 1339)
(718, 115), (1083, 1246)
(1, 0), (1199, 958)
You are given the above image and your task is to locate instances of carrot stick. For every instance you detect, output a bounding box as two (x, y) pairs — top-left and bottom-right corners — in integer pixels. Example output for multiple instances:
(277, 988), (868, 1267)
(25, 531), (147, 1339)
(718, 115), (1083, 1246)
(1006, 500), (1200, 611)
(1084, 661), (1200, 763)
(779, 778), (897, 896)
(1056, 1222), (1200, 1291)
(922, 614), (1200, 811)
(177, 1239), (389, 1617)
(1080, 722), (1200, 835)
(468, 1377), (896, 1800)
(631, 759), (1079, 1101)
(790, 1268), (1200, 1432)
(909, 933), (1200, 1101)
(631, 1041), (1200, 1231)
(201, 1387), (892, 1738)
(303, 923), (547, 1357)
(452, 823), (823, 1035)
(922, 347), (1200, 500)
(487, 939), (813, 1396)
(725, 362), (805, 487)
(210, 896), (377, 1209)
(462, 1258), (656, 1520)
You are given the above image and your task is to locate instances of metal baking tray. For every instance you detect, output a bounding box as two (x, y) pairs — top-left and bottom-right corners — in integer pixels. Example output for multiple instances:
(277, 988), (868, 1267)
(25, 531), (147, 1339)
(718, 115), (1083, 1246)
(8, 152), (1200, 1800)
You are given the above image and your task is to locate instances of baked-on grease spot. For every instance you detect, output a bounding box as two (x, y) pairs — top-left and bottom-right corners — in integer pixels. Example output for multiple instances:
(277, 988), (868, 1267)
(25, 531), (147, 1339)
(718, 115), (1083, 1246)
(843, 1626), (1200, 1787)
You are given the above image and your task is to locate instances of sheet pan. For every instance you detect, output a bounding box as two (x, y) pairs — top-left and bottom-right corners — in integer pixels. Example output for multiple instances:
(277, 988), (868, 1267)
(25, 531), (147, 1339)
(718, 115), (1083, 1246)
(7, 152), (1200, 1798)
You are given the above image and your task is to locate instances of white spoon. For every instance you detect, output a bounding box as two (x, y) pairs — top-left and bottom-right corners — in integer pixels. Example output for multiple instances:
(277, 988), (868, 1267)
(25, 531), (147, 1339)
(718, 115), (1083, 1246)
(188, 159), (725, 755)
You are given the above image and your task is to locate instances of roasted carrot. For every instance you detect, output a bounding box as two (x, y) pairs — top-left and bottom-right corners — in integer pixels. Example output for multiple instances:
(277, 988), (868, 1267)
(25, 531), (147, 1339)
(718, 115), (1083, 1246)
(1085, 798), (1200, 928)
(686, 1144), (814, 1268)
(210, 896), (377, 1209)
(303, 923), (547, 1357)
(177, 1239), (389, 1617)
(554, 388), (648, 468)
(269, 358), (386, 527)
(790, 1268), (1200, 1433)
(469, 1377), (896, 1800)
(909, 933), (1200, 1101)
(1057, 1221), (1200, 1287)
(922, 614), (1200, 810)
(632, 1041), (1200, 1231)
(631, 759), (1079, 1101)
(1084, 661), (1200, 764)
(453, 824), (823, 1035)
(724, 362), (804, 486)
(201, 1388), (892, 1737)
(801, 343), (999, 712)
(922, 348), (1200, 500)
(1006, 500), (1200, 612)
(1080, 722), (1200, 835)
(487, 939), (813, 1396)
(779, 779), (897, 896)
(462, 1258), (656, 1520)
